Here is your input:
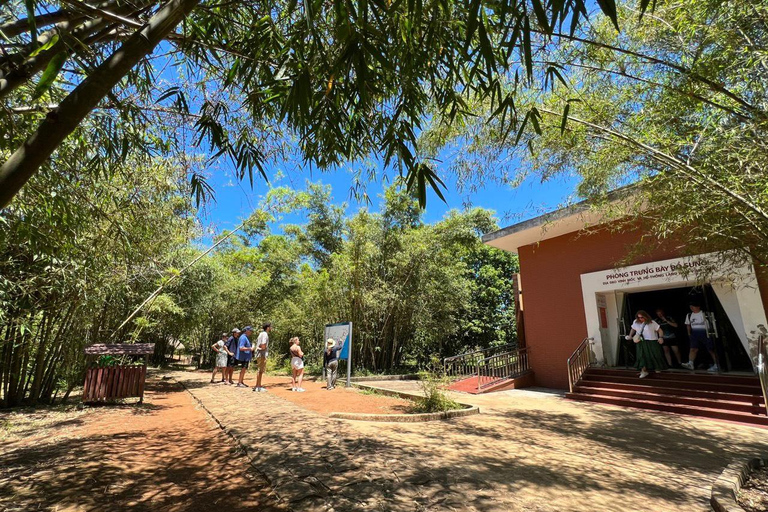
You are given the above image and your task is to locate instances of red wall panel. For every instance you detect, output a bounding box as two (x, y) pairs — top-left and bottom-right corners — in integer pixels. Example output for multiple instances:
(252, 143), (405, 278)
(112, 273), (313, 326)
(517, 225), (768, 389)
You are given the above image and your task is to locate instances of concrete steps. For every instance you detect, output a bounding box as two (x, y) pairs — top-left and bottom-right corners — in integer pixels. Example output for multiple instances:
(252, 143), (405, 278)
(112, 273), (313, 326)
(567, 368), (768, 427)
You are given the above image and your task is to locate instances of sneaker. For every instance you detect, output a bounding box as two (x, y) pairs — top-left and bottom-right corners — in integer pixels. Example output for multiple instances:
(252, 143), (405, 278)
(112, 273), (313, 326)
(236, 383), (248, 388)
(296, 388), (305, 392)
(291, 387), (296, 391)
(254, 387), (267, 393)
(639, 371), (649, 379)
(681, 362), (694, 370)
(707, 364), (719, 373)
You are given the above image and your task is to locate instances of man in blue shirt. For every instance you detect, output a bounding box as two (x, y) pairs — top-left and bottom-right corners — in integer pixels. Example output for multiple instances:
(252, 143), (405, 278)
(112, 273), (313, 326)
(235, 326), (254, 388)
(224, 327), (240, 385)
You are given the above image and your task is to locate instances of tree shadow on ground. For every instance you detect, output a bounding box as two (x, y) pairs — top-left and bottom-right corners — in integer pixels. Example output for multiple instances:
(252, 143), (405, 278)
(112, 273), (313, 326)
(173, 371), (768, 511)
(0, 380), (287, 512)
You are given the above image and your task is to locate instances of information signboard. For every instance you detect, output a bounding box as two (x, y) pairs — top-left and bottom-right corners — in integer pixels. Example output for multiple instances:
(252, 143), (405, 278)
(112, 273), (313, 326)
(324, 322), (352, 386)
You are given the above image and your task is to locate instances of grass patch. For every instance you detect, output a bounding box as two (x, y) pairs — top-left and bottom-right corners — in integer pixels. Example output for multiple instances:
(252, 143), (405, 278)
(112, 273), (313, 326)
(357, 387), (389, 397)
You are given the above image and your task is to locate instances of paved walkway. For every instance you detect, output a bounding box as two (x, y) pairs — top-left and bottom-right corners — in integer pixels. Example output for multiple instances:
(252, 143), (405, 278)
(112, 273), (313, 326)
(174, 372), (768, 512)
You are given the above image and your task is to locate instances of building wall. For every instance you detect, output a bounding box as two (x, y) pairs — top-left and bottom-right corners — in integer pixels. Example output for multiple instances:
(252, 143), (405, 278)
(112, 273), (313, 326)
(517, 225), (768, 389)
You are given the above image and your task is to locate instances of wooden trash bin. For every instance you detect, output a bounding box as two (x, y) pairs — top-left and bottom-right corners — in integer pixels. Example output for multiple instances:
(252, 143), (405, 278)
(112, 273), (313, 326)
(83, 344), (155, 403)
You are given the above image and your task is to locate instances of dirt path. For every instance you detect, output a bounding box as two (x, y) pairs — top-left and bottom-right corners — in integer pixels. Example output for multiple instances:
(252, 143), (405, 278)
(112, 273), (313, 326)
(176, 370), (768, 512)
(0, 376), (286, 512)
(236, 373), (414, 415)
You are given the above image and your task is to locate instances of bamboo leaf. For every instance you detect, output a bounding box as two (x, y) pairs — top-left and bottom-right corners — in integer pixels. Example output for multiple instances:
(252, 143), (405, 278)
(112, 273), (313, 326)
(522, 15), (533, 82)
(29, 34), (59, 57)
(32, 51), (66, 99)
(594, 0), (619, 30)
(530, 0), (550, 34)
(638, 0), (657, 19)
(25, 0), (38, 47)
(560, 102), (570, 135)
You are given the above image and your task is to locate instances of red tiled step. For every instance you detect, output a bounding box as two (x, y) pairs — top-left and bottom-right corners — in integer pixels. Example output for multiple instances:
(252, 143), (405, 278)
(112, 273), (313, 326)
(572, 385), (766, 415)
(575, 380), (762, 405)
(585, 368), (760, 386)
(566, 392), (768, 427)
(580, 374), (761, 394)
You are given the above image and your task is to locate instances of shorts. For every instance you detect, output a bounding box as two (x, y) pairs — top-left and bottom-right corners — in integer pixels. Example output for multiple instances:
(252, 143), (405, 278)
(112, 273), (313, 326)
(226, 355), (237, 367)
(235, 358), (250, 368)
(291, 357), (304, 370)
(256, 356), (267, 373)
(661, 336), (678, 347)
(689, 330), (714, 350)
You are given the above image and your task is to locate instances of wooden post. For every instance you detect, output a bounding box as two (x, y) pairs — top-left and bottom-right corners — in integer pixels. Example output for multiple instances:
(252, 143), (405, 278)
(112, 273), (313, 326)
(138, 355), (148, 403)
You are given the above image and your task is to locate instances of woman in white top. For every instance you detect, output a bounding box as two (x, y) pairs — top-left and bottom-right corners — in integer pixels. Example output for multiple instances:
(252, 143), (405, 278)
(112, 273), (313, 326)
(289, 337), (305, 392)
(626, 310), (668, 379)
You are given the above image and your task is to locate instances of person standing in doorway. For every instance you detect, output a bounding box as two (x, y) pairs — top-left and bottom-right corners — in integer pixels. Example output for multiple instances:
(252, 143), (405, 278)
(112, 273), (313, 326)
(225, 327), (241, 385)
(289, 337), (305, 392)
(324, 338), (342, 390)
(654, 308), (682, 367)
(681, 303), (719, 372)
(235, 326), (254, 387)
(626, 310), (668, 378)
(253, 323), (272, 393)
(211, 333), (232, 383)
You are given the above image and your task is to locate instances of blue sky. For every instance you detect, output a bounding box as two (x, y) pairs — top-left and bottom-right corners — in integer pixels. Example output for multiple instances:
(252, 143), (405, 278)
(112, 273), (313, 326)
(195, 156), (581, 239)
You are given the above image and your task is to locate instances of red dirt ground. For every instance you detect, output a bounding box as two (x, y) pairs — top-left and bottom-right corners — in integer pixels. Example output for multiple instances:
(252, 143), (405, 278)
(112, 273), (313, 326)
(0, 377), (287, 512)
(204, 371), (416, 415)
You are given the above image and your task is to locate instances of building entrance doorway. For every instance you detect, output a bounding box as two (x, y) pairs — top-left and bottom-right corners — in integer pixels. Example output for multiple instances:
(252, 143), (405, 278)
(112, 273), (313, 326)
(616, 285), (753, 372)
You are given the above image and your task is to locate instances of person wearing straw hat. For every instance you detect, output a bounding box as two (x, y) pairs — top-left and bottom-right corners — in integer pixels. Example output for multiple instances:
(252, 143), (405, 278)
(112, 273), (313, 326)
(323, 338), (342, 390)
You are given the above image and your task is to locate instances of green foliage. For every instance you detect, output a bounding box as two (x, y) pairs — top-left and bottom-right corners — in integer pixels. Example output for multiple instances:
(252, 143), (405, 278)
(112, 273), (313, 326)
(414, 372), (462, 413)
(96, 356), (118, 368)
(0, 0), (634, 207)
(422, 1), (768, 269)
(161, 181), (518, 374)
(0, 154), (516, 405)
(0, 150), (197, 406)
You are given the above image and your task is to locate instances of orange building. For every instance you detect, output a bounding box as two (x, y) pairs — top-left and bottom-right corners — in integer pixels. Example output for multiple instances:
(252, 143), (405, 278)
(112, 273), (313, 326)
(483, 202), (768, 391)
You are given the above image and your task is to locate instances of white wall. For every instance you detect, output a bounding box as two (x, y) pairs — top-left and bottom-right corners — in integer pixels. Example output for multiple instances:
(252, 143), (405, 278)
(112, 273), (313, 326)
(580, 252), (767, 372)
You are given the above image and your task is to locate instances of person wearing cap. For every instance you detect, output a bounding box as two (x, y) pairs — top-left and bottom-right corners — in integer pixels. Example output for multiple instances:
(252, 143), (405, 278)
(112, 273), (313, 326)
(235, 326), (254, 387)
(253, 323), (272, 392)
(323, 338), (342, 390)
(224, 328), (241, 385)
(211, 333), (233, 384)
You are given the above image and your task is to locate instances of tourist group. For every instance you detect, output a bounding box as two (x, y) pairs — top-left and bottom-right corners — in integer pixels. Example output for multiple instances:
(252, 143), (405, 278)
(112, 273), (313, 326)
(628, 302), (719, 379)
(208, 323), (343, 392)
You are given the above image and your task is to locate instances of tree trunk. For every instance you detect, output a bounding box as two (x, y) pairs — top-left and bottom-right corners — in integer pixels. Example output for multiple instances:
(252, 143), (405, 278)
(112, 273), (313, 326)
(0, 0), (202, 208)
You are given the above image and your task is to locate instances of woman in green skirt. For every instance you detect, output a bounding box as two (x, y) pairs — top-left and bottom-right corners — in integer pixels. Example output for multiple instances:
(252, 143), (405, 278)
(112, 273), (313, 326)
(626, 310), (668, 378)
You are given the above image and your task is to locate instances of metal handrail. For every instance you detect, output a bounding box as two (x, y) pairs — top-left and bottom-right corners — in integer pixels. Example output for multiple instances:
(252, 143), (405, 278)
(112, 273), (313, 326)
(758, 334), (768, 417)
(443, 343), (517, 381)
(477, 348), (530, 392)
(567, 337), (595, 393)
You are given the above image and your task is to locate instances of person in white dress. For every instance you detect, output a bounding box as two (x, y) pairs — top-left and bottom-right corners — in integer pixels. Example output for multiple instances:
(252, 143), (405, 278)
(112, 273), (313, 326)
(625, 310), (667, 378)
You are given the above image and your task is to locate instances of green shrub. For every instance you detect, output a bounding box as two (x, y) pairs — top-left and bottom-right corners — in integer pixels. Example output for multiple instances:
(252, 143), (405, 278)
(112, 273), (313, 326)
(414, 372), (462, 413)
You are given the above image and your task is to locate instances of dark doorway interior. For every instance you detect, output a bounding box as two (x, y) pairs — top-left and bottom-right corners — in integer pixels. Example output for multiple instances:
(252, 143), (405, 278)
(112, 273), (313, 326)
(616, 285), (753, 372)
